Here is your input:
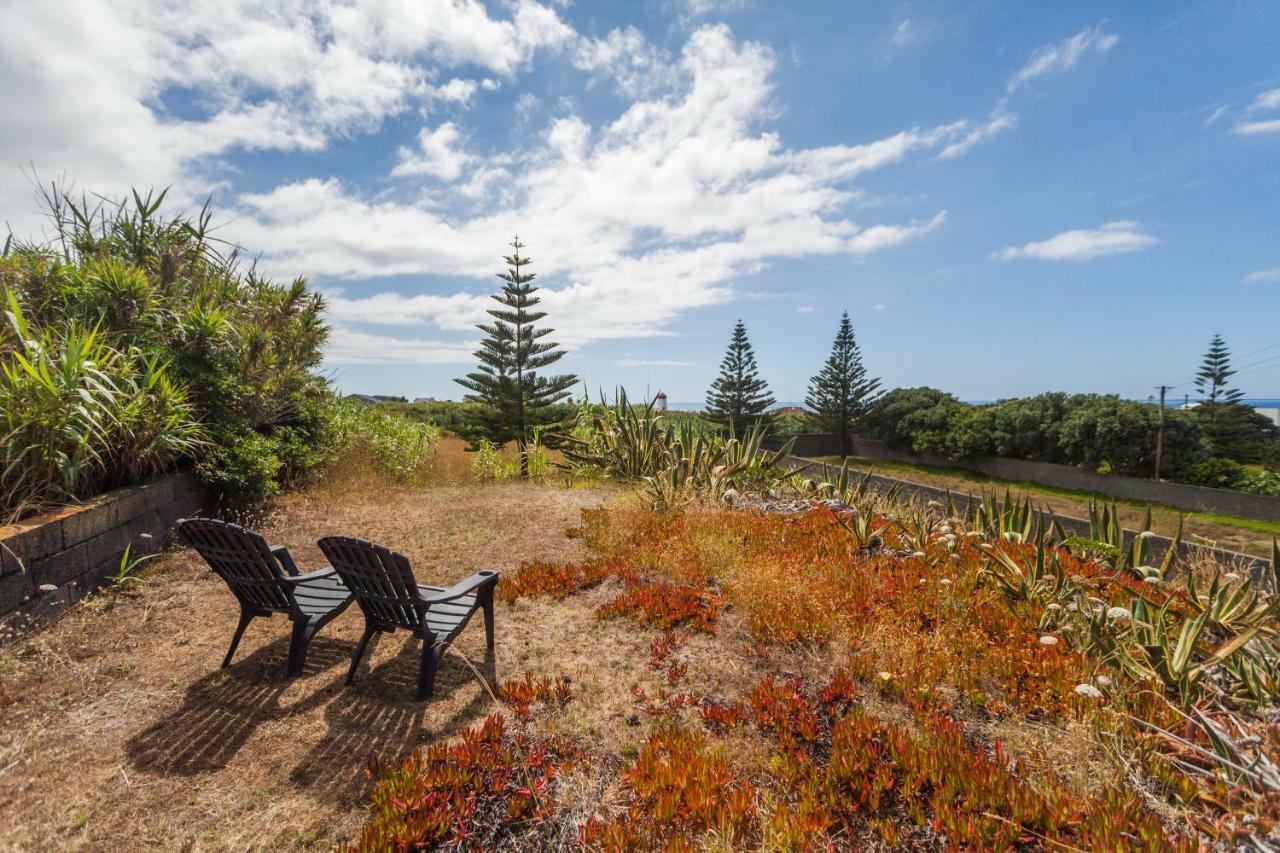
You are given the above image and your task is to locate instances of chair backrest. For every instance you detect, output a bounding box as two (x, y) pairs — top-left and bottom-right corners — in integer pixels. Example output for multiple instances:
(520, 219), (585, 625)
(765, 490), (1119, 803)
(179, 518), (295, 613)
(317, 536), (423, 631)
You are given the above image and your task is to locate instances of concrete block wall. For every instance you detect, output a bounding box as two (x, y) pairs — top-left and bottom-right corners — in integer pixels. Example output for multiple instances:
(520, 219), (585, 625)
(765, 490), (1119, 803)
(0, 472), (210, 618)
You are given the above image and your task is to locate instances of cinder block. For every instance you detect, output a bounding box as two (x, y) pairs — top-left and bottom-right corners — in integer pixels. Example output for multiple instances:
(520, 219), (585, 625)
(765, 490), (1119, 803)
(0, 511), (68, 562)
(0, 569), (35, 614)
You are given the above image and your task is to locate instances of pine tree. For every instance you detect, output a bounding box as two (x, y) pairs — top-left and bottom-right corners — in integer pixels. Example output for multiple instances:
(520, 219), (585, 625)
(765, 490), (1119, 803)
(1195, 334), (1244, 406)
(804, 311), (881, 453)
(455, 237), (577, 475)
(1193, 333), (1257, 460)
(705, 320), (775, 434)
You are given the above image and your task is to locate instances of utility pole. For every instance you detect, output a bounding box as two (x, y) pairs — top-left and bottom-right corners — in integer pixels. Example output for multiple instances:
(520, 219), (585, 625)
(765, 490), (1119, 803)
(1154, 385), (1167, 481)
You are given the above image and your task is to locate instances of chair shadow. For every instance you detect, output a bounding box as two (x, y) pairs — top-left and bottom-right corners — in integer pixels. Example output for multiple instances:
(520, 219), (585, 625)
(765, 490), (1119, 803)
(288, 634), (497, 806)
(125, 636), (346, 776)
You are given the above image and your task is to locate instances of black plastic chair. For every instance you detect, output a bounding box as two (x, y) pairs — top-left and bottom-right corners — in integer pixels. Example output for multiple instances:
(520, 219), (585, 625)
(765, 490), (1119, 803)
(316, 536), (499, 700)
(179, 518), (354, 678)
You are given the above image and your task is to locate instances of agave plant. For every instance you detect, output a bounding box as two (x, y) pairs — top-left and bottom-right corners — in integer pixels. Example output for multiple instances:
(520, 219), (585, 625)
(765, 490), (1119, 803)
(559, 390), (793, 507)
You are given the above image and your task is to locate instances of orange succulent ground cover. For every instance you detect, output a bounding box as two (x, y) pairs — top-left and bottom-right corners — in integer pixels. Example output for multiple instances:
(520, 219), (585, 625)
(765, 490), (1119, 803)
(351, 504), (1273, 850)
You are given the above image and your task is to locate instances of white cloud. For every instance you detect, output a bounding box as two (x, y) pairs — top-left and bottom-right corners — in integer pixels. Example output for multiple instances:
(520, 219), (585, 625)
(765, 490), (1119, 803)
(0, 0), (573, 235)
(937, 111), (1016, 160)
(891, 19), (917, 47)
(682, 0), (748, 18)
(871, 303), (887, 311)
(997, 221), (1158, 261)
(325, 327), (478, 364)
(238, 26), (978, 356)
(1009, 25), (1118, 91)
(1243, 268), (1280, 284)
(1204, 104), (1229, 126)
(572, 27), (679, 96)
(1234, 119), (1280, 136)
(1248, 88), (1280, 112)
(616, 357), (695, 367)
(392, 123), (475, 181)
(796, 305), (814, 313)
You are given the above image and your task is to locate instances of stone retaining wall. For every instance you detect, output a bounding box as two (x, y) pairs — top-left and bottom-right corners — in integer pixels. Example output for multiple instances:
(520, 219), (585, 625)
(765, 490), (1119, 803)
(0, 472), (210, 618)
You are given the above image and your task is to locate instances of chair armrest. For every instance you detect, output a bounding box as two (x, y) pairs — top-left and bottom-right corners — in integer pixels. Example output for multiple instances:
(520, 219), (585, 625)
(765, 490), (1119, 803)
(271, 545), (301, 576)
(420, 570), (500, 605)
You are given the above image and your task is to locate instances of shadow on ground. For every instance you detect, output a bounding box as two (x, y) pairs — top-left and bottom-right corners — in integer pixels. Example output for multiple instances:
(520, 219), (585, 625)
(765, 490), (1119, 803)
(125, 632), (496, 807)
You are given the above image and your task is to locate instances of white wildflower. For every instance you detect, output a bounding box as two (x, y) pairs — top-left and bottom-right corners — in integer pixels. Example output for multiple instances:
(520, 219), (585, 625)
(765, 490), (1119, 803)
(1045, 603), (1062, 612)
(1074, 683), (1104, 699)
(1224, 572), (1241, 583)
(1106, 606), (1132, 623)
(940, 578), (952, 586)
(912, 551), (926, 559)
(1095, 675), (1113, 688)
(877, 671), (894, 681)
(1039, 635), (1059, 646)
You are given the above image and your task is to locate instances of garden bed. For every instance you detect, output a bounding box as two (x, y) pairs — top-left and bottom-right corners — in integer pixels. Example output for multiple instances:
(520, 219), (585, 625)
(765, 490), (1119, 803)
(1, 437), (1273, 849)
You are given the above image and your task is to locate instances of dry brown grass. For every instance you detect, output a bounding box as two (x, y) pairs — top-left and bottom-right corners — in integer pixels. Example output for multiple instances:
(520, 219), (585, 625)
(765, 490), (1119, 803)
(0, 439), (638, 850)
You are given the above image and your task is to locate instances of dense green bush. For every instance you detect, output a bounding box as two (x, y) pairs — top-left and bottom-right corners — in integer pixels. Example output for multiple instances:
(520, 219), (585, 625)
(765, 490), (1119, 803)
(1181, 457), (1246, 490)
(332, 399), (442, 484)
(861, 388), (1207, 479)
(1, 187), (335, 516)
(0, 296), (204, 520)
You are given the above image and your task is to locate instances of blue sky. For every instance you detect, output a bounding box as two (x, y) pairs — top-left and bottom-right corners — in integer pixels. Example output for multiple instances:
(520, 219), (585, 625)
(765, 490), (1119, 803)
(2, 1), (1278, 403)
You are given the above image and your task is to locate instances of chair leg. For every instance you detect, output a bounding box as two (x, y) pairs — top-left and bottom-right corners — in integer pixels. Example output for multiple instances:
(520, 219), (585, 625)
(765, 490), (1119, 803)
(417, 639), (440, 701)
(285, 620), (314, 679)
(347, 623), (377, 685)
(222, 608), (255, 668)
(481, 588), (495, 651)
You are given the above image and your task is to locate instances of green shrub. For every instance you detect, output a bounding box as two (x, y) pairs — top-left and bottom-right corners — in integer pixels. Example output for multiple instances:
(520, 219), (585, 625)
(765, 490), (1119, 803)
(1237, 468), (1280, 496)
(0, 295), (204, 521)
(329, 398), (442, 484)
(860, 387), (1206, 478)
(472, 438), (517, 481)
(196, 431), (284, 503)
(2, 185), (333, 513)
(1180, 457), (1246, 490)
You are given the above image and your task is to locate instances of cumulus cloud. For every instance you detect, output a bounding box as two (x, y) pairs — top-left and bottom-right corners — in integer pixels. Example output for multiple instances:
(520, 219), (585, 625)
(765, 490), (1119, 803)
(0, 0), (572, 234)
(240, 26), (981, 356)
(325, 327), (478, 364)
(392, 123), (475, 181)
(1243, 268), (1280, 284)
(1009, 25), (1118, 91)
(996, 221), (1158, 261)
(1, 6), (1007, 365)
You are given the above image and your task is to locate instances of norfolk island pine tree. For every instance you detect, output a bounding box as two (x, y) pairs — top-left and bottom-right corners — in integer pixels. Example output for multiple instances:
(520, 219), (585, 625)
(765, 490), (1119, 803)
(705, 319), (775, 435)
(805, 311), (881, 455)
(455, 238), (578, 476)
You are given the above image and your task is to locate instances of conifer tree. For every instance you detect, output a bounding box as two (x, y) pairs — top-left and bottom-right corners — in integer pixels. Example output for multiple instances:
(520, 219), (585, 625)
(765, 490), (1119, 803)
(455, 237), (577, 475)
(1193, 333), (1266, 460)
(705, 319), (775, 434)
(1195, 334), (1243, 407)
(804, 311), (880, 453)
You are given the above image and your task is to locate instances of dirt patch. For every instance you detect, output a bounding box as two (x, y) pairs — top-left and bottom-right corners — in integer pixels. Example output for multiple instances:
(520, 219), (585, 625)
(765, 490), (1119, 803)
(0, 450), (619, 850)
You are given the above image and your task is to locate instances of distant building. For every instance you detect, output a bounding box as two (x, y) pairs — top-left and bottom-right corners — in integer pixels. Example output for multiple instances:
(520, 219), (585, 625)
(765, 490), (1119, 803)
(654, 392), (668, 411)
(412, 397), (437, 404)
(773, 406), (805, 415)
(1255, 407), (1280, 427)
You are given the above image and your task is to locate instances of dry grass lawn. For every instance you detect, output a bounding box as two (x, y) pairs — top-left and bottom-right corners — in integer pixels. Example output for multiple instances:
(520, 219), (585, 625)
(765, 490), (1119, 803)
(0, 440), (639, 850)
